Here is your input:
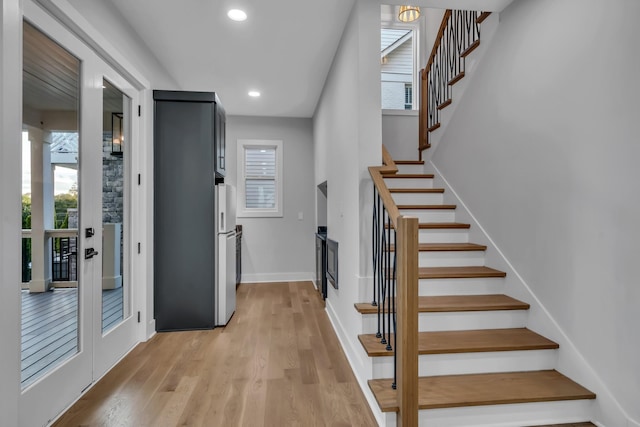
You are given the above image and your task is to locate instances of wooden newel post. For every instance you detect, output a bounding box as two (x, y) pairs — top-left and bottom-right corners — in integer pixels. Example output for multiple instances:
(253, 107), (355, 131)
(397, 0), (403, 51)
(396, 216), (419, 427)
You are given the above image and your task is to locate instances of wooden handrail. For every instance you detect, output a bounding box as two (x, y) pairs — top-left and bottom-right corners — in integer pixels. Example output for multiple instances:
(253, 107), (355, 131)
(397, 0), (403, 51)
(369, 146), (419, 425)
(370, 146), (399, 226)
(419, 10), (489, 155)
(426, 10), (452, 73)
(380, 145), (398, 175)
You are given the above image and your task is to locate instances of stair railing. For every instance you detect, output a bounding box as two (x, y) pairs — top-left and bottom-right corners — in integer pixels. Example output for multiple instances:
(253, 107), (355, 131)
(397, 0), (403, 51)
(419, 10), (490, 153)
(369, 145), (419, 426)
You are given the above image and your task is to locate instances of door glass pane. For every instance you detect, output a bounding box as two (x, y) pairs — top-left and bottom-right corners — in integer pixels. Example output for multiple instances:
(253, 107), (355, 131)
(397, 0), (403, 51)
(101, 79), (130, 334)
(21, 21), (80, 388)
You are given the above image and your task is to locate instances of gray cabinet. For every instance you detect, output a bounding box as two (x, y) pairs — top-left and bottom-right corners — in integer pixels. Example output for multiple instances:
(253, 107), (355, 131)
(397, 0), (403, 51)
(153, 90), (224, 331)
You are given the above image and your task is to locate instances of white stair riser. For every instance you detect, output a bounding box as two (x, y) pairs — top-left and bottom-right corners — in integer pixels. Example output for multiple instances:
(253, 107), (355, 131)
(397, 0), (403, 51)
(360, 310), (528, 334)
(396, 164), (424, 174)
(418, 251), (486, 267)
(419, 277), (505, 296)
(419, 229), (469, 243)
(419, 400), (595, 427)
(384, 228), (469, 244)
(371, 349), (558, 378)
(399, 210), (456, 222)
(384, 178), (434, 189)
(391, 192), (444, 205)
(381, 400), (594, 427)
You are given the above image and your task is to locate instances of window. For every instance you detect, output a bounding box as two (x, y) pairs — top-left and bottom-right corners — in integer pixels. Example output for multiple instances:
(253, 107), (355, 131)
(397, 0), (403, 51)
(404, 84), (413, 109)
(380, 26), (419, 110)
(237, 139), (283, 217)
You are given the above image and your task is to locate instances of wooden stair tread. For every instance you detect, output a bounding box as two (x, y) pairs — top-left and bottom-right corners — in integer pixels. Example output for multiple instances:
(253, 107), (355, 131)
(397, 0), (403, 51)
(368, 370), (596, 412)
(419, 222), (469, 229)
(383, 174), (434, 179)
(394, 160), (424, 165)
(389, 242), (487, 252)
(355, 294), (530, 314)
(419, 266), (506, 279)
(389, 188), (444, 193)
(397, 204), (456, 210)
(530, 424), (596, 427)
(386, 222), (470, 230)
(358, 328), (559, 356)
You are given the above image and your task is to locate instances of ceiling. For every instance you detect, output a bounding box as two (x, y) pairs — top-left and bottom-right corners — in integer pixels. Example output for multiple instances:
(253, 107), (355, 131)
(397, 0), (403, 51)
(106, 0), (356, 118)
(24, 0), (513, 120)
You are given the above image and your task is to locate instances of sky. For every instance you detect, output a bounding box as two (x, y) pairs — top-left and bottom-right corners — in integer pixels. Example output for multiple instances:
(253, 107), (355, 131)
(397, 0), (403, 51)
(22, 131), (77, 196)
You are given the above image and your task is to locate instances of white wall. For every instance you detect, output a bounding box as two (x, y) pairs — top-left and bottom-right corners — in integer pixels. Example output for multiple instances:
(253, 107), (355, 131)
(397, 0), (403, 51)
(382, 111), (418, 160)
(313, 0), (382, 421)
(431, 0), (640, 423)
(67, 0), (178, 89)
(226, 116), (315, 283)
(0, 1), (23, 424)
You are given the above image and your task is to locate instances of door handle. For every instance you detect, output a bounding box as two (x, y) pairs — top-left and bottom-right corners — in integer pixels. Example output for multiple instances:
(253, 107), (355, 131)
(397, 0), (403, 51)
(85, 248), (99, 259)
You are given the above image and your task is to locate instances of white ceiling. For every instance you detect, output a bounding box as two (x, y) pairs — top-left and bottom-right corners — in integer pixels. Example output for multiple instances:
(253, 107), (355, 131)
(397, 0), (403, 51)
(104, 0), (512, 118)
(106, 0), (356, 118)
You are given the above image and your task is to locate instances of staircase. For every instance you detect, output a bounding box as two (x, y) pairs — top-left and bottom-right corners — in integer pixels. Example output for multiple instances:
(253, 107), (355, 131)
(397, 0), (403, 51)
(358, 159), (596, 426)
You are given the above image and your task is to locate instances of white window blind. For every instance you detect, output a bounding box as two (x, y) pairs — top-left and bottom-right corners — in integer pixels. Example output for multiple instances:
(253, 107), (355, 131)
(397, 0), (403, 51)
(237, 139), (283, 218)
(244, 148), (276, 209)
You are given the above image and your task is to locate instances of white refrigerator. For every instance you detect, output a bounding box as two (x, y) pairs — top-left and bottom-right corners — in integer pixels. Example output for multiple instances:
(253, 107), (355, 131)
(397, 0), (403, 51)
(215, 183), (237, 326)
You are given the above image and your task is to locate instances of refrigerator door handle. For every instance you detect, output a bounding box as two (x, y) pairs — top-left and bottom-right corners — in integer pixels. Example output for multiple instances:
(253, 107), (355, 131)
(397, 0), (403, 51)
(220, 211), (224, 232)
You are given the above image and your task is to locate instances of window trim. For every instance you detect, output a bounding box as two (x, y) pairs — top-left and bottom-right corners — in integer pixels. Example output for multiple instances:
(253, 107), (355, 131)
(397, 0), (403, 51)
(237, 139), (283, 218)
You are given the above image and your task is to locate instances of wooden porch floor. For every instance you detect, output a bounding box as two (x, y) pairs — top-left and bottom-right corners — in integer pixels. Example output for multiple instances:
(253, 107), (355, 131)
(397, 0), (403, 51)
(21, 287), (124, 388)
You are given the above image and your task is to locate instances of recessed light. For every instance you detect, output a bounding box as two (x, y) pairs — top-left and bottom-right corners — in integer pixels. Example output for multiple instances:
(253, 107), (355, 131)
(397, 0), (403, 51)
(248, 91), (261, 97)
(227, 9), (247, 22)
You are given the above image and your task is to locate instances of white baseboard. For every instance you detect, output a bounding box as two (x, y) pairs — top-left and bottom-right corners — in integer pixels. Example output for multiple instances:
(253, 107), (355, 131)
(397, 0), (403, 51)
(325, 295), (383, 427)
(240, 272), (314, 283)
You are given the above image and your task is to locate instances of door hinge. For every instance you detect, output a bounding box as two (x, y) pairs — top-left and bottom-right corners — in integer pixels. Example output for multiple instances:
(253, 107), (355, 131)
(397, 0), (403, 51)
(138, 105), (141, 117)
(138, 173), (141, 185)
(137, 242), (141, 254)
(137, 311), (141, 323)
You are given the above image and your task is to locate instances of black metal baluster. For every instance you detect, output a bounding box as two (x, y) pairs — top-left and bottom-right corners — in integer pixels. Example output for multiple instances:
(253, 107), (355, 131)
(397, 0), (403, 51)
(376, 194), (383, 339)
(386, 214), (392, 352)
(391, 228), (397, 389)
(372, 184), (378, 308)
(380, 208), (387, 346)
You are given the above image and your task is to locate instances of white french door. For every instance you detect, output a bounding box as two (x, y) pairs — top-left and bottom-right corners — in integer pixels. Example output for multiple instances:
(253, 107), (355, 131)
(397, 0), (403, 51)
(19, 3), (140, 426)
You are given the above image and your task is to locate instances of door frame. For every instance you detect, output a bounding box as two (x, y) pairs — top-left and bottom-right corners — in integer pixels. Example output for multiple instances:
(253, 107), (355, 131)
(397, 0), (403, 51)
(18, 1), (150, 425)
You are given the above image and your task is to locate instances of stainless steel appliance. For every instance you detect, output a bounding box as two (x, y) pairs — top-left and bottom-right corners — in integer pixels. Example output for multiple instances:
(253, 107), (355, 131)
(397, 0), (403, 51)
(216, 183), (237, 325)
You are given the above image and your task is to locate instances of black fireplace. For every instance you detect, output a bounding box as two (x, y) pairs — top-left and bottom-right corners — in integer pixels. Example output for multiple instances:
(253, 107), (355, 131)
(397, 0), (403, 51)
(315, 227), (327, 299)
(326, 238), (338, 290)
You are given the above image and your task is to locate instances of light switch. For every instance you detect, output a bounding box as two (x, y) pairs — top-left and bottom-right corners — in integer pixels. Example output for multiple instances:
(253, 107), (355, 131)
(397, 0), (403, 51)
(298, 211), (304, 221)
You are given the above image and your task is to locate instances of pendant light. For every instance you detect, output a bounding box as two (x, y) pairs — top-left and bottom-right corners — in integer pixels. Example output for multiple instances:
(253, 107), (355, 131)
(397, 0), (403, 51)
(398, 5), (421, 22)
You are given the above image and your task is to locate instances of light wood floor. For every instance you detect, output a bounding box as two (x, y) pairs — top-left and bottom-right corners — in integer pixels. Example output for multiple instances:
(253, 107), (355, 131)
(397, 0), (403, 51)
(53, 281), (377, 427)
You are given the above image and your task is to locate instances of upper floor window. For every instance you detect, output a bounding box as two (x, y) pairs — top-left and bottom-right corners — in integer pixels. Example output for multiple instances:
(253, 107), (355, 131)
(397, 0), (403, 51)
(237, 139), (283, 218)
(381, 27), (418, 110)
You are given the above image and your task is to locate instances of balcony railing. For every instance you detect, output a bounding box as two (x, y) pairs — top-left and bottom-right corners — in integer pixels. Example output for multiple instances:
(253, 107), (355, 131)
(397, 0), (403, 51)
(21, 229), (78, 287)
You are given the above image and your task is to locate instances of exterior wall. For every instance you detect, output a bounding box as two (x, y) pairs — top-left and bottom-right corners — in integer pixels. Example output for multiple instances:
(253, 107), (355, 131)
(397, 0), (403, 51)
(381, 34), (413, 110)
(225, 116), (315, 283)
(431, 0), (640, 424)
